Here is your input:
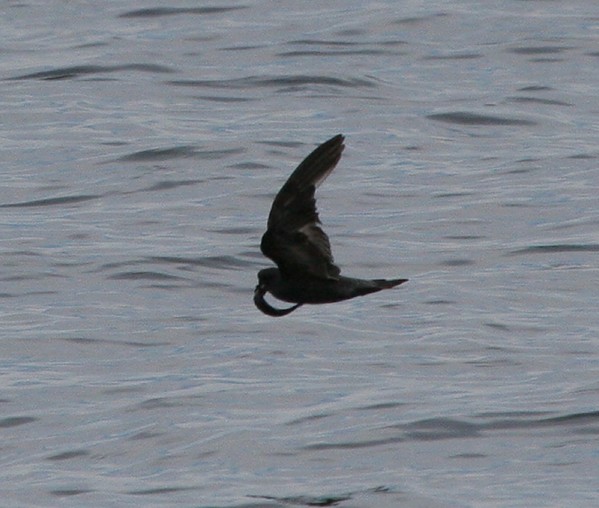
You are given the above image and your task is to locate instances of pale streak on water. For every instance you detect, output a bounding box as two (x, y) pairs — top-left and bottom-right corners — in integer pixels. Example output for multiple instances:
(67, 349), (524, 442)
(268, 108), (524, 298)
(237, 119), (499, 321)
(1, 1), (599, 507)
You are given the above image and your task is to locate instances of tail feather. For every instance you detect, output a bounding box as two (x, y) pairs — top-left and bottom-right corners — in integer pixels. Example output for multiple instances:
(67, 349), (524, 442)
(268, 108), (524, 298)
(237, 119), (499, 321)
(352, 277), (408, 298)
(373, 278), (408, 289)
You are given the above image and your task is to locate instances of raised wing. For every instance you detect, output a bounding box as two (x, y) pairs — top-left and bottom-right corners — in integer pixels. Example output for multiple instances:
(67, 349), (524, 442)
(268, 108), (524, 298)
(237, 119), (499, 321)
(261, 134), (345, 279)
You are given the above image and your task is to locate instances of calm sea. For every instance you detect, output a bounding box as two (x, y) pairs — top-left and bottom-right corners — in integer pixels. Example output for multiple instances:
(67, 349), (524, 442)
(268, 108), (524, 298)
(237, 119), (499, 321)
(1, 1), (598, 507)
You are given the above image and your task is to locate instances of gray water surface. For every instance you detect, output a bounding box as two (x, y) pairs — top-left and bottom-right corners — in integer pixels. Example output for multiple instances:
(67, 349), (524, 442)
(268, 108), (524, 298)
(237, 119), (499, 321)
(1, 1), (599, 507)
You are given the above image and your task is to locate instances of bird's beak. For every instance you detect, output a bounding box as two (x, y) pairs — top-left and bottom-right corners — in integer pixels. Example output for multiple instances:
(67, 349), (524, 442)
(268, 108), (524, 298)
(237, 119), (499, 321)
(253, 285), (302, 317)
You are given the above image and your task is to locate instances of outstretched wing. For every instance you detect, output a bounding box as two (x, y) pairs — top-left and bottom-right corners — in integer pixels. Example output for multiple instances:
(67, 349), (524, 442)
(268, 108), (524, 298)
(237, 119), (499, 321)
(261, 134), (345, 279)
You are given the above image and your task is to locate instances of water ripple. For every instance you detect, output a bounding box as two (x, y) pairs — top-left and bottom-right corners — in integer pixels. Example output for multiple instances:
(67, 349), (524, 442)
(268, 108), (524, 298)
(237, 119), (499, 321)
(0, 416), (37, 428)
(169, 75), (378, 90)
(248, 486), (392, 507)
(50, 489), (93, 497)
(428, 111), (536, 126)
(118, 6), (246, 18)
(509, 45), (574, 55)
(0, 195), (99, 208)
(302, 411), (599, 450)
(508, 243), (599, 255)
(46, 450), (90, 461)
(116, 146), (243, 162)
(107, 271), (186, 282)
(279, 39), (407, 57)
(97, 255), (252, 276)
(8, 64), (174, 81)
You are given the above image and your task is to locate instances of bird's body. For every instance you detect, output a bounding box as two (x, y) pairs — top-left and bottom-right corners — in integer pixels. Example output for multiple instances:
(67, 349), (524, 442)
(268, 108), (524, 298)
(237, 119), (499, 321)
(257, 266), (406, 305)
(254, 134), (407, 317)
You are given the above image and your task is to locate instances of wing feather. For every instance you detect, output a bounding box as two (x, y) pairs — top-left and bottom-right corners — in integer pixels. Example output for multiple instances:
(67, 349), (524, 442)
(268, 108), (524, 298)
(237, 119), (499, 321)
(261, 134), (344, 279)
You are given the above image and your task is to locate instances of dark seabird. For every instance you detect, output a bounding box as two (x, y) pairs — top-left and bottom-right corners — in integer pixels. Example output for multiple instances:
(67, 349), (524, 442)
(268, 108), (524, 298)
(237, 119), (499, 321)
(254, 134), (407, 317)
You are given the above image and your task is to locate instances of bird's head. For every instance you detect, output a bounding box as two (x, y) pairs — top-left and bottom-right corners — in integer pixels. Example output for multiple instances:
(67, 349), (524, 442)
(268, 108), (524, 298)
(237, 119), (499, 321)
(256, 267), (280, 292)
(254, 268), (300, 317)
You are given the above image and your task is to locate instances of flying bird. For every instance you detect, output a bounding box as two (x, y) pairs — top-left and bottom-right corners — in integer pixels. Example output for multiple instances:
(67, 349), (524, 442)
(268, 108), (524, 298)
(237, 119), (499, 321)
(254, 134), (407, 317)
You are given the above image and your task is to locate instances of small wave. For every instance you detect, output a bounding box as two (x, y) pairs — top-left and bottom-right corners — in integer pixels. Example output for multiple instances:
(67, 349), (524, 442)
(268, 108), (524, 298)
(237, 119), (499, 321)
(98, 255), (252, 274)
(509, 45), (573, 55)
(508, 96), (572, 107)
(424, 52), (482, 60)
(508, 244), (599, 255)
(0, 416), (37, 428)
(0, 195), (99, 208)
(118, 6), (246, 18)
(116, 146), (243, 162)
(50, 489), (93, 497)
(302, 411), (599, 450)
(303, 436), (403, 450)
(517, 85), (553, 92)
(248, 486), (392, 507)
(142, 179), (202, 192)
(405, 411), (599, 438)
(540, 410), (599, 426)
(62, 337), (170, 348)
(148, 255), (254, 269)
(402, 417), (481, 440)
(247, 493), (351, 506)
(46, 450), (90, 461)
(116, 146), (196, 162)
(280, 48), (396, 57)
(279, 39), (406, 57)
(195, 95), (255, 103)
(107, 271), (186, 281)
(428, 111), (536, 126)
(439, 258), (475, 267)
(169, 75), (378, 90)
(126, 486), (200, 496)
(8, 64), (174, 81)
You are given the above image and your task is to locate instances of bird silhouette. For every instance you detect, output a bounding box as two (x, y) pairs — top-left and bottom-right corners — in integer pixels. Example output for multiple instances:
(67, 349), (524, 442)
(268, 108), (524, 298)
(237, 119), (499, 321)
(254, 134), (407, 317)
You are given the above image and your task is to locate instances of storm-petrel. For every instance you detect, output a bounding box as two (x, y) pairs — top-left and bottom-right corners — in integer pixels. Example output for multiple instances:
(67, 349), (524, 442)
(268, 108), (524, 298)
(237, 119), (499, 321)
(254, 134), (407, 317)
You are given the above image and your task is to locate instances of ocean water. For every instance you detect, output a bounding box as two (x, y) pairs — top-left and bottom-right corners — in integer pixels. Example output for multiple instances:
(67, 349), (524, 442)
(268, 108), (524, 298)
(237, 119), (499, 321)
(1, 1), (599, 507)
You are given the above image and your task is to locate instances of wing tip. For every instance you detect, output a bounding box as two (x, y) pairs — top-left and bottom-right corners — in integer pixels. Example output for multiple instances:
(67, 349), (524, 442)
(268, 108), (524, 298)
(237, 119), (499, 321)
(327, 133), (345, 149)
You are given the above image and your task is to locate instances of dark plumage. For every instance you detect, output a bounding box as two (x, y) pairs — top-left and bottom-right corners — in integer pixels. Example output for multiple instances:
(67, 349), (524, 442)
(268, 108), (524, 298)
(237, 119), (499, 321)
(254, 134), (407, 317)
